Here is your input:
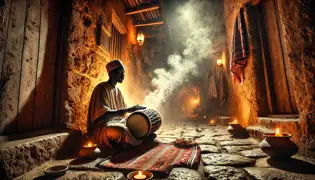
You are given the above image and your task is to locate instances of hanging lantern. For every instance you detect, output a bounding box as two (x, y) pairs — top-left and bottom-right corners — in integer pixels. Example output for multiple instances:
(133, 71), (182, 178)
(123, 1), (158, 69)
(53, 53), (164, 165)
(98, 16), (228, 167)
(216, 59), (222, 66)
(137, 32), (145, 46)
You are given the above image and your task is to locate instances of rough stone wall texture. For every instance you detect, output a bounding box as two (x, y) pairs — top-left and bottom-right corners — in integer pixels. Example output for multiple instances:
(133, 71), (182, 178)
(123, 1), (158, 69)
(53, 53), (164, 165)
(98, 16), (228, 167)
(64, 0), (145, 132)
(276, 0), (315, 156)
(224, 0), (315, 157)
(223, 0), (263, 127)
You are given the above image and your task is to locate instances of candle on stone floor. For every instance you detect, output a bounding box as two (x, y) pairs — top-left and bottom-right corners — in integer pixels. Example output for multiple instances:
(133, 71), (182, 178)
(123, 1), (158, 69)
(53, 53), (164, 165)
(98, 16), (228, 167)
(134, 171), (146, 179)
(275, 128), (283, 137)
(83, 142), (97, 148)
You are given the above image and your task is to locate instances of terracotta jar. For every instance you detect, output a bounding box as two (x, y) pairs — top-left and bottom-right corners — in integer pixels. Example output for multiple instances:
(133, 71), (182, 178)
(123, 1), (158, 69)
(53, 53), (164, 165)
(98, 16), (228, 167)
(259, 133), (298, 159)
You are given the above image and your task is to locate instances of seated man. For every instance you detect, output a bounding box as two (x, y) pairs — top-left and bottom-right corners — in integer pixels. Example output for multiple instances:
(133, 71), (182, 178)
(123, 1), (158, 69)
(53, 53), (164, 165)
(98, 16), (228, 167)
(87, 60), (149, 149)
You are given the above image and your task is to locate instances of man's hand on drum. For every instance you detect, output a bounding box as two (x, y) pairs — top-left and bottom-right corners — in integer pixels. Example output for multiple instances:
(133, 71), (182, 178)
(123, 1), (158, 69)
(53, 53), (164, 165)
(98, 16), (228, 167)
(127, 104), (146, 112)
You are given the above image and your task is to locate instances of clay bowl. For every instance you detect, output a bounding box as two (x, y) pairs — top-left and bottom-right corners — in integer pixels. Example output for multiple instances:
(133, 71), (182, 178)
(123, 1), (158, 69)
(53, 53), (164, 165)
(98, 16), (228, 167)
(44, 165), (68, 177)
(259, 133), (298, 159)
(127, 170), (153, 180)
(82, 143), (97, 151)
(226, 123), (247, 137)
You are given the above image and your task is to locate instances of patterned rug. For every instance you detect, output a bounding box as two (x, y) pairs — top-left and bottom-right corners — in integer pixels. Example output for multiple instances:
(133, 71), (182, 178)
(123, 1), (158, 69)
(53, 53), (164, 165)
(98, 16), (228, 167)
(98, 142), (201, 175)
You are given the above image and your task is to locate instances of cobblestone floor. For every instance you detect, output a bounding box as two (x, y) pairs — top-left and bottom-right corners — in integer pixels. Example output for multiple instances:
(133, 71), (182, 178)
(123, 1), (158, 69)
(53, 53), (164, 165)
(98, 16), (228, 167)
(16, 121), (315, 180)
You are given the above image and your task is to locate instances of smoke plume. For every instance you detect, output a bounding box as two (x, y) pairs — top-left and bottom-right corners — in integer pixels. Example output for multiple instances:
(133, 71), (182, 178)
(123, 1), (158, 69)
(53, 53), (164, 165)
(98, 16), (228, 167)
(144, 0), (224, 113)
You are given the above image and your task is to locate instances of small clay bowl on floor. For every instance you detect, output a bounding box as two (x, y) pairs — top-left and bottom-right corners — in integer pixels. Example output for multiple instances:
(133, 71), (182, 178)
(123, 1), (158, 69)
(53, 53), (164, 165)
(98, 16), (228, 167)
(44, 165), (68, 177)
(127, 170), (153, 180)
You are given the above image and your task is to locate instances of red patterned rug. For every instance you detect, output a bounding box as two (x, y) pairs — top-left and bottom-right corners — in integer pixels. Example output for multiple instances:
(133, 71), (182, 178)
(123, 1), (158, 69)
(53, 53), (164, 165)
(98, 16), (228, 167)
(98, 142), (201, 175)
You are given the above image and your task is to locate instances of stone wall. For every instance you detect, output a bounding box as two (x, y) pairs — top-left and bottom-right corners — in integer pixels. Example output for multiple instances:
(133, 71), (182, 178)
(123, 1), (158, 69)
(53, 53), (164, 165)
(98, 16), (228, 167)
(276, 0), (315, 156)
(223, 0), (265, 127)
(62, 0), (146, 132)
(223, 0), (315, 157)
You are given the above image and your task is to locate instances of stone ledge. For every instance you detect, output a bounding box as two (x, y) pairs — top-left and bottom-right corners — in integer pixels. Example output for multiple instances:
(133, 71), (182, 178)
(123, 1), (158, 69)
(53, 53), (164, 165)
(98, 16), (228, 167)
(246, 125), (273, 141)
(258, 116), (299, 123)
(0, 131), (81, 180)
(256, 116), (300, 136)
(217, 116), (233, 125)
(0, 129), (56, 144)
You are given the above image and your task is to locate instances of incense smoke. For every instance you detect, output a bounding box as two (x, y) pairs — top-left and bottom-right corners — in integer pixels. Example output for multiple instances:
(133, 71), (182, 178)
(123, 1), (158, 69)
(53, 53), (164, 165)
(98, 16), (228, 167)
(144, 0), (223, 113)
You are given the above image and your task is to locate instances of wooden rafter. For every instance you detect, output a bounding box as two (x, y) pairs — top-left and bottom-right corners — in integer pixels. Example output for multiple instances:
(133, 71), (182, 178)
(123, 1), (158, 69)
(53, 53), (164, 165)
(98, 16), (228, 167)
(126, 4), (160, 15)
(134, 20), (164, 27)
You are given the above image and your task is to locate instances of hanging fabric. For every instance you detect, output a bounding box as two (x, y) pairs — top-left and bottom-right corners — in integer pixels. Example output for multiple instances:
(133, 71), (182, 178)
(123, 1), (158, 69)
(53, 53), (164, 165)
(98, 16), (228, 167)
(231, 8), (249, 83)
(214, 65), (228, 106)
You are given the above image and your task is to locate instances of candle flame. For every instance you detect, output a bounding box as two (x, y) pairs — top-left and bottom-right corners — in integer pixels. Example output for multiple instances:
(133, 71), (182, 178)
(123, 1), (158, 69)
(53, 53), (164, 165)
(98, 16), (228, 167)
(193, 99), (199, 104)
(87, 142), (92, 147)
(139, 171), (142, 176)
(234, 120), (237, 123)
(275, 128), (283, 137)
(211, 120), (214, 123)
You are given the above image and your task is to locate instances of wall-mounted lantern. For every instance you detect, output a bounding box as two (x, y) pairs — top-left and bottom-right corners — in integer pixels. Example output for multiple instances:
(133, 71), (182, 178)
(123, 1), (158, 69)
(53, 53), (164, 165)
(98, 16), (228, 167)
(137, 32), (145, 46)
(216, 59), (222, 66)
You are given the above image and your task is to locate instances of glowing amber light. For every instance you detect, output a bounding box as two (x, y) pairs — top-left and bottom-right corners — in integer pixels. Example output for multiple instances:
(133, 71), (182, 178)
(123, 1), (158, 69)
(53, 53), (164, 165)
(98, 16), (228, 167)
(137, 32), (145, 46)
(83, 142), (97, 148)
(275, 128), (283, 137)
(134, 171), (146, 179)
(193, 99), (199, 104)
(217, 59), (222, 65)
(210, 120), (215, 124)
(234, 120), (237, 124)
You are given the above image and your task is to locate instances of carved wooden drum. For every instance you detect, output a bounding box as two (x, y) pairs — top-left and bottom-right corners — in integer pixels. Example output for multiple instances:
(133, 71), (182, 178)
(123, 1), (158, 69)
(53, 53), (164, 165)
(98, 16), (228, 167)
(126, 109), (162, 139)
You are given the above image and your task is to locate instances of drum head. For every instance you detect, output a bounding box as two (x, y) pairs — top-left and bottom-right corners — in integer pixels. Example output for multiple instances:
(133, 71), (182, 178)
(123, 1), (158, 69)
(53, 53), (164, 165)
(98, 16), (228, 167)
(126, 113), (149, 139)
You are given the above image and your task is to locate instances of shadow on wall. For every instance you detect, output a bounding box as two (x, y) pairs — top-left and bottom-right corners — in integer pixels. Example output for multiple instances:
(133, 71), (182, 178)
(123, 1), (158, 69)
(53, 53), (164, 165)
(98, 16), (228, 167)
(0, 0), (71, 136)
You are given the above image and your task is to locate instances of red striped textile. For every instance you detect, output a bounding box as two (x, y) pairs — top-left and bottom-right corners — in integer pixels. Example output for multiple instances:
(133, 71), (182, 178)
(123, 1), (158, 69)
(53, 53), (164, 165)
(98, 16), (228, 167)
(231, 8), (249, 83)
(98, 142), (201, 175)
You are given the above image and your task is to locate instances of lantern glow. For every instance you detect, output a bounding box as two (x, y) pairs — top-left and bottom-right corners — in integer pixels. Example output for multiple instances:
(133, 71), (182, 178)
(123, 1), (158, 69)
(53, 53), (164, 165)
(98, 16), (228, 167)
(217, 59), (222, 65)
(137, 32), (145, 46)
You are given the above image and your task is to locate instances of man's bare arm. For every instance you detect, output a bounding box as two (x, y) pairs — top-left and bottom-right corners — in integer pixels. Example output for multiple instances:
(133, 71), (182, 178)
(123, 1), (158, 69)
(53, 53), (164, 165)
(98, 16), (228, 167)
(94, 105), (146, 126)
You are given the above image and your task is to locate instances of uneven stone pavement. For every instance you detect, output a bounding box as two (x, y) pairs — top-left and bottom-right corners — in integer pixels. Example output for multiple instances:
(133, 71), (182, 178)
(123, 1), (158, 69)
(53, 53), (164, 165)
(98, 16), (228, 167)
(15, 121), (315, 180)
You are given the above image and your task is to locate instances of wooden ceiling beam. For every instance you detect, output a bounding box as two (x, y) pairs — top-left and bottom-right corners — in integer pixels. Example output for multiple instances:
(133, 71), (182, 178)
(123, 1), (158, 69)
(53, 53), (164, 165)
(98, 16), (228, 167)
(134, 20), (164, 27)
(126, 4), (160, 15)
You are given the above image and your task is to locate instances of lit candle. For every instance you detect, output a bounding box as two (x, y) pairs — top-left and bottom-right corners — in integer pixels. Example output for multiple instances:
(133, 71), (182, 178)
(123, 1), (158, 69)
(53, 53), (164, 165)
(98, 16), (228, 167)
(203, 116), (206, 119)
(134, 171), (146, 180)
(234, 120), (237, 124)
(83, 142), (96, 148)
(193, 99), (199, 104)
(275, 128), (283, 137)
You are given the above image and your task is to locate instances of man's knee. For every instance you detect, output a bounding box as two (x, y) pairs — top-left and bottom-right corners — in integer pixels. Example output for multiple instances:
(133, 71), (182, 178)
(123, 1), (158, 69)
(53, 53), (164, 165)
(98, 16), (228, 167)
(105, 126), (126, 142)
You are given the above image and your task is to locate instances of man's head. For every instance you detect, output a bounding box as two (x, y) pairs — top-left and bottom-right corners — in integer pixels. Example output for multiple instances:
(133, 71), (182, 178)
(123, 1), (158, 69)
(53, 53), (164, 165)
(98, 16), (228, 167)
(106, 60), (125, 83)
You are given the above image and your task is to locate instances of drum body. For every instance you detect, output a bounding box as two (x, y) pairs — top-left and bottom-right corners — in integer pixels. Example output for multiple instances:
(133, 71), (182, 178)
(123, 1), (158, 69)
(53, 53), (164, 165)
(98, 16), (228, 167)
(126, 109), (162, 139)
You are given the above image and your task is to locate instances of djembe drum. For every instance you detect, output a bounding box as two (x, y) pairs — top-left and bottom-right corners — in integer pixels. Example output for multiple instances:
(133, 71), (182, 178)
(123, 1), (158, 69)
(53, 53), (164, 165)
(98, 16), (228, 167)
(126, 109), (162, 139)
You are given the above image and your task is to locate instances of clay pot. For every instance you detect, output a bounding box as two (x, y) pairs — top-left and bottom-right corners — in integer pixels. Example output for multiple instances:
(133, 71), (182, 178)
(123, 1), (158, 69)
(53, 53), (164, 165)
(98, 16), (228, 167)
(226, 123), (247, 137)
(79, 143), (101, 157)
(127, 170), (153, 180)
(259, 133), (298, 159)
